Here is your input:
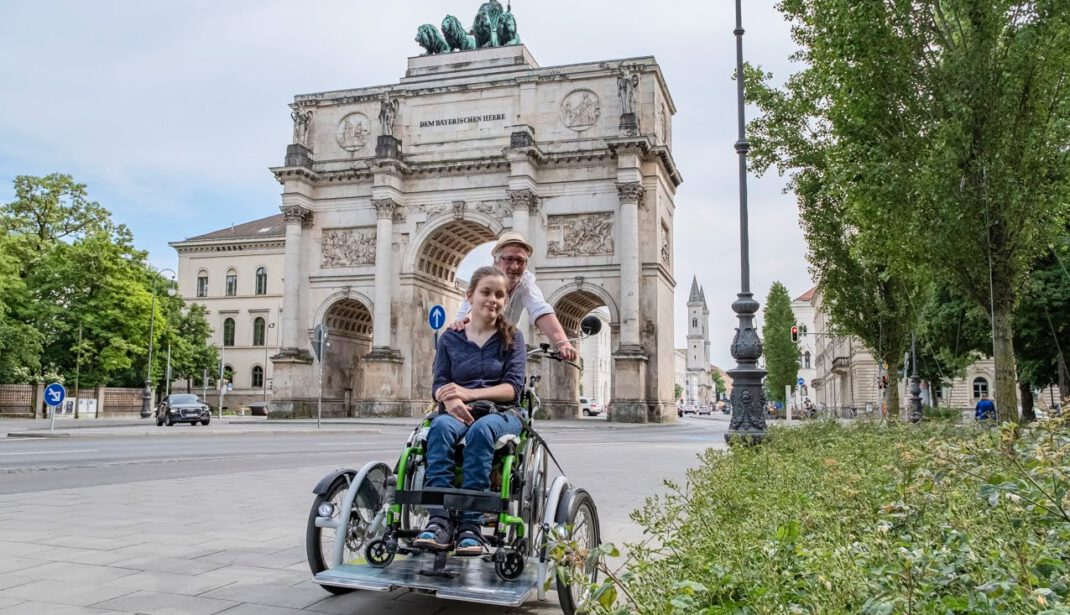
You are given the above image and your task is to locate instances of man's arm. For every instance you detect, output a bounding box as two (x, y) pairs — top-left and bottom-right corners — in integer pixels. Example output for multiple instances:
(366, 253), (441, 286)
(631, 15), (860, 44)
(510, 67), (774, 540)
(519, 273), (577, 360)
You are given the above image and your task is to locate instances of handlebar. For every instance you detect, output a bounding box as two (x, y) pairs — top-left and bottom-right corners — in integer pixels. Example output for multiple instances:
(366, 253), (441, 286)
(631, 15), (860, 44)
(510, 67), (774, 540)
(527, 343), (581, 370)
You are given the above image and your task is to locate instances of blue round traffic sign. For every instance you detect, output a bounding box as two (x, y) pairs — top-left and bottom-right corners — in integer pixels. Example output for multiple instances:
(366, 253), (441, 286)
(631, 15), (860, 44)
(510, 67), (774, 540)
(44, 382), (66, 407)
(428, 305), (446, 330)
(797, 377), (805, 386)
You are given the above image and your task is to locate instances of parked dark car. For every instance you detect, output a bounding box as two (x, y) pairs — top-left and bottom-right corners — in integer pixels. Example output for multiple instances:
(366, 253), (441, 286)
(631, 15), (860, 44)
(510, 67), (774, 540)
(156, 394), (211, 426)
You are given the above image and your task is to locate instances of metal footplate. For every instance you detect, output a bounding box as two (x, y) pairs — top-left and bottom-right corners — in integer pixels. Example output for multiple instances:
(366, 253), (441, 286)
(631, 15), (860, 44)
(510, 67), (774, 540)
(314, 555), (539, 607)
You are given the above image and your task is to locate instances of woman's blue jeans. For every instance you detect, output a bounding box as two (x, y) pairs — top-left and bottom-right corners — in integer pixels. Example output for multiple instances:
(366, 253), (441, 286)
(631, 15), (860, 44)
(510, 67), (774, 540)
(424, 410), (522, 528)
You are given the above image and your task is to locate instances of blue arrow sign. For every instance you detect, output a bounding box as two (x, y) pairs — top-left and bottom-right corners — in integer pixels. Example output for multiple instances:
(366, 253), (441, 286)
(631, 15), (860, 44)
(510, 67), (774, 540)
(797, 377), (805, 386)
(44, 382), (66, 407)
(428, 305), (446, 330)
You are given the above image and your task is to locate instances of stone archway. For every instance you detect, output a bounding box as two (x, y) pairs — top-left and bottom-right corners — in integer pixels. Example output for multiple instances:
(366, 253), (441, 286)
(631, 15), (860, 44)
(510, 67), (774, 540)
(396, 215), (502, 404)
(539, 290), (618, 419)
(320, 297), (373, 417)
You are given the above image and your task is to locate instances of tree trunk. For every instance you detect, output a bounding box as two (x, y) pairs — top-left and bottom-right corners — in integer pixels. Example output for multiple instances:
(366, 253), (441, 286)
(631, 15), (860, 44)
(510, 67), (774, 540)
(993, 307), (1020, 423)
(886, 359), (900, 419)
(1019, 381), (1035, 423)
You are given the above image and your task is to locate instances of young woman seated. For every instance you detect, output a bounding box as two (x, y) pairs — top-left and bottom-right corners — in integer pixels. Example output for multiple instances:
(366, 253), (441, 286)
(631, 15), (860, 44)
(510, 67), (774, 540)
(413, 266), (526, 555)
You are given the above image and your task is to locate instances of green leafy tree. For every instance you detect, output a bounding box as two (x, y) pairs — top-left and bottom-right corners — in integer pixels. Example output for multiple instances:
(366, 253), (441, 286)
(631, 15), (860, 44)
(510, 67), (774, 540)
(712, 368), (727, 400)
(163, 302), (219, 393)
(762, 282), (800, 406)
(0, 234), (41, 381)
(749, 1), (1070, 422)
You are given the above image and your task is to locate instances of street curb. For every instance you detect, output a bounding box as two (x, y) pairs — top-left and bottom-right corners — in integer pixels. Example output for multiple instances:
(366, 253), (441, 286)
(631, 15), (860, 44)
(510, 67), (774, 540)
(6, 428), (383, 439)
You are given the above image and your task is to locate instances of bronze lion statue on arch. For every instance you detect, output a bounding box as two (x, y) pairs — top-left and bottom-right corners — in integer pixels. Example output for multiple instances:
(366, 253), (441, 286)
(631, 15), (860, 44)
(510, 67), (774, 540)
(471, 0), (504, 48)
(415, 23), (449, 55)
(497, 11), (519, 46)
(441, 14), (476, 52)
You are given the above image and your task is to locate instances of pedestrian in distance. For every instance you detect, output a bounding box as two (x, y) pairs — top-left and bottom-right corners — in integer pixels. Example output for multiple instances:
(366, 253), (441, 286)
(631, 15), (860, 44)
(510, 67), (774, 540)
(449, 231), (578, 361)
(975, 391), (996, 422)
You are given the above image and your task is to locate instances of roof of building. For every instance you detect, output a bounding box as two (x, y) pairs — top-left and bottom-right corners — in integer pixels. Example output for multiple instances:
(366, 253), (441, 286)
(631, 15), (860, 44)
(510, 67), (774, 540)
(688, 276), (702, 303)
(182, 214), (286, 242)
(795, 286), (818, 302)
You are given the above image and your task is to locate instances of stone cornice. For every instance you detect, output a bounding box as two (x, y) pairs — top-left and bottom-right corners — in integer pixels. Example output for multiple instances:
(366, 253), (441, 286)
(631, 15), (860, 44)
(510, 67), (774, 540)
(652, 145), (684, 188)
(270, 166), (319, 184)
(170, 238), (286, 254)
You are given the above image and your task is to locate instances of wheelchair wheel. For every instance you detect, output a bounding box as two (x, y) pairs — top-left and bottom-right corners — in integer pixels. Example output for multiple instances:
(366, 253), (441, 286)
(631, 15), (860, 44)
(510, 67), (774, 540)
(305, 463), (390, 594)
(400, 458), (428, 533)
(520, 440), (548, 555)
(555, 489), (601, 615)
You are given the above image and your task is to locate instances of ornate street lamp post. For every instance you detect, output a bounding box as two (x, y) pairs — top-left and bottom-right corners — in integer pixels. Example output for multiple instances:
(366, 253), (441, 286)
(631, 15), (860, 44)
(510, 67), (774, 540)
(725, 0), (767, 443)
(141, 268), (176, 418)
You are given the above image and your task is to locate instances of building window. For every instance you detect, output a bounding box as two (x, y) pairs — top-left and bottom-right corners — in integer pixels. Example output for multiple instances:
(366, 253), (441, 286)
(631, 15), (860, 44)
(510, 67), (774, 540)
(972, 377), (989, 399)
(196, 272), (208, 298)
(692, 318), (697, 328)
(252, 365), (264, 388)
(253, 317), (265, 346)
(225, 269), (237, 297)
(223, 318), (235, 347)
(804, 351), (811, 369)
(255, 267), (267, 295)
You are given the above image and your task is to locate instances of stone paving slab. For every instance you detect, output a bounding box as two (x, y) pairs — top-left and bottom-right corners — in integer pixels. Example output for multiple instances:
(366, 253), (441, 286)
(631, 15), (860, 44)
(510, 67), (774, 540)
(0, 603), (138, 615)
(91, 589), (239, 615)
(103, 570), (238, 596)
(0, 578), (135, 607)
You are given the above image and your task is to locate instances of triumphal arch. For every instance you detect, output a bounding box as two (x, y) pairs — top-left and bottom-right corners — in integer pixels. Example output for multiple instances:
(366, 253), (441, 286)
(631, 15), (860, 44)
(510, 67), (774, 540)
(269, 38), (682, 422)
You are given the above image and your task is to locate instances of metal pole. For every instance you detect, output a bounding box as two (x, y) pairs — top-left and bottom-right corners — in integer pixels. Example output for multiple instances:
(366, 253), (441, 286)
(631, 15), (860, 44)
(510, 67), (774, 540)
(725, 0), (767, 443)
(202, 368), (208, 403)
(141, 276), (159, 418)
(218, 344), (225, 420)
(74, 323), (82, 419)
(317, 352), (325, 430)
(908, 332), (922, 422)
(264, 322), (274, 402)
(165, 342), (172, 398)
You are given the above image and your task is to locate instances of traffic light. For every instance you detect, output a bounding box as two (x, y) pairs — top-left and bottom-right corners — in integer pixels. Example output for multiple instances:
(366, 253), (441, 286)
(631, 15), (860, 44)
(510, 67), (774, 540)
(790, 325), (799, 343)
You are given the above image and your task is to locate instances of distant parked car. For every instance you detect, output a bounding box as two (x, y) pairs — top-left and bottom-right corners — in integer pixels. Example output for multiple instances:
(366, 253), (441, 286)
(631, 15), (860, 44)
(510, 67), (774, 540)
(156, 394), (211, 426)
(698, 404), (712, 416)
(579, 397), (603, 416)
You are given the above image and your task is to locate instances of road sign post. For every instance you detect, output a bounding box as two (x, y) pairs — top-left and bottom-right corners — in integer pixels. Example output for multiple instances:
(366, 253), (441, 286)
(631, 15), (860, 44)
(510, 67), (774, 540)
(428, 304), (446, 347)
(44, 383), (66, 433)
(314, 324), (328, 430)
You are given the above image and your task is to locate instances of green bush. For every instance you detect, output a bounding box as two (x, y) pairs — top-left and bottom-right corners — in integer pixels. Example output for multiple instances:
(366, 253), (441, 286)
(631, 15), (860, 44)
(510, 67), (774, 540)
(564, 419), (1070, 614)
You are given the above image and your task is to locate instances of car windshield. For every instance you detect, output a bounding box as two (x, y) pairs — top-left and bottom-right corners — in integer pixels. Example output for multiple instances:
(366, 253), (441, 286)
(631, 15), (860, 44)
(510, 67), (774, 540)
(169, 394), (200, 404)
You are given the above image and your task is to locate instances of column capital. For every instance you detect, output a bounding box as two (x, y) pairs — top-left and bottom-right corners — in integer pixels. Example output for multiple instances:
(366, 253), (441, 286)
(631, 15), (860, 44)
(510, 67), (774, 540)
(372, 198), (399, 220)
(507, 189), (539, 214)
(281, 205), (313, 228)
(616, 182), (645, 206)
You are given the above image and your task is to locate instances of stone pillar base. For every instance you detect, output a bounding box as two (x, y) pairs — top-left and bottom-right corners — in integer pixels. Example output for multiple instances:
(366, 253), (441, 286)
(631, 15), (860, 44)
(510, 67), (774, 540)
(542, 400), (580, 420)
(355, 399), (428, 418)
(609, 345), (648, 423)
(375, 136), (402, 159)
(285, 144), (313, 168)
(647, 400), (678, 424)
(619, 112), (639, 136)
(269, 349), (314, 413)
(358, 347), (406, 416)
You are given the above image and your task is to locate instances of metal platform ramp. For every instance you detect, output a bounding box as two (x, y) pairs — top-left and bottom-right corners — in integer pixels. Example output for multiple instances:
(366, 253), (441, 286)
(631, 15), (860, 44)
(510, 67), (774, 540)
(313, 554), (539, 607)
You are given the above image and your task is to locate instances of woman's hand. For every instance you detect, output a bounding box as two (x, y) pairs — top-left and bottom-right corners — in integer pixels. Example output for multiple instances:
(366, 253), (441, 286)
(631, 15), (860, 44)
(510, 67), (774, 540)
(443, 397), (474, 426)
(436, 383), (475, 403)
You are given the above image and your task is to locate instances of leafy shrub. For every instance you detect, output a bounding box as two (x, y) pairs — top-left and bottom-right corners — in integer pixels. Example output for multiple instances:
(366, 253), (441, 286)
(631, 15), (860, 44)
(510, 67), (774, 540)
(565, 419), (1070, 614)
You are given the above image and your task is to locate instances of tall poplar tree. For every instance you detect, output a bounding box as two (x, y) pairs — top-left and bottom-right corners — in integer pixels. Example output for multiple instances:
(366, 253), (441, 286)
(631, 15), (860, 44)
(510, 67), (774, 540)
(748, 0), (1070, 422)
(762, 282), (800, 406)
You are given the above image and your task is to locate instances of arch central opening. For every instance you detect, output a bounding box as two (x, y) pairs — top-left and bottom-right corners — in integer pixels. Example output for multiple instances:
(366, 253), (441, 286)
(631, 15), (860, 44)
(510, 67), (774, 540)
(416, 220), (498, 287)
(322, 297), (372, 417)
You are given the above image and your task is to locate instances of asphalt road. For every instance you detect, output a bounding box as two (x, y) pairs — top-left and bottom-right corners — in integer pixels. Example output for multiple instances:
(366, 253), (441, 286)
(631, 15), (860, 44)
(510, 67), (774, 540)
(0, 416), (729, 614)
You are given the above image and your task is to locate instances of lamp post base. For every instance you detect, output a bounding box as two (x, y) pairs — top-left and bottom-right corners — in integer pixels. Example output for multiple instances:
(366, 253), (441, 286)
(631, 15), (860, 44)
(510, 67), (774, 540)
(724, 293), (767, 444)
(140, 381), (153, 419)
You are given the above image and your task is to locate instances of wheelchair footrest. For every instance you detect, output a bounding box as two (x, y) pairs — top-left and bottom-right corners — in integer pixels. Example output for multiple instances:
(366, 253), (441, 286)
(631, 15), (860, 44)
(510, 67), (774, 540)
(395, 487), (507, 513)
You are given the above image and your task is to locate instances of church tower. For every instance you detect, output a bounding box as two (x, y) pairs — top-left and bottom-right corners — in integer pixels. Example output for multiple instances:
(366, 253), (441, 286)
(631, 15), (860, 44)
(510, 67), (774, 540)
(685, 276), (713, 405)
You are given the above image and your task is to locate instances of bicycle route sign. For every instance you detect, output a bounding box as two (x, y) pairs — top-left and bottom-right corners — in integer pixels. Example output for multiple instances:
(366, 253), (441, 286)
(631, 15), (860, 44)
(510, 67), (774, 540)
(428, 305), (446, 330)
(44, 382), (66, 407)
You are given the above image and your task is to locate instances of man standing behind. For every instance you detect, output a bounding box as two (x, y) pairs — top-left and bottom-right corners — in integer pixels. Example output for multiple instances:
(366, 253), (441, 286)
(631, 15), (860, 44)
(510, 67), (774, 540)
(975, 391), (996, 421)
(451, 232), (578, 361)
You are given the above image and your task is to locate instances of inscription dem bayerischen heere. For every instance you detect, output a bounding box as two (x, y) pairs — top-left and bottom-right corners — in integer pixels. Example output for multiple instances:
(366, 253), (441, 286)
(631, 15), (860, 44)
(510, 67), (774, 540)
(419, 113), (506, 128)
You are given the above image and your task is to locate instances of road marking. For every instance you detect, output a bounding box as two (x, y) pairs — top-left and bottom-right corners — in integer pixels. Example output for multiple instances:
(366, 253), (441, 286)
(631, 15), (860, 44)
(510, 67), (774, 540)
(0, 449), (99, 456)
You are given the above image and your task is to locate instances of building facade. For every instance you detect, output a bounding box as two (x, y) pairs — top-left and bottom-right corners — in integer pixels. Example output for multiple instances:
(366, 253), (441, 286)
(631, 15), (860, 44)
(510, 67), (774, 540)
(791, 287), (818, 404)
(267, 45), (682, 421)
(169, 215), (286, 409)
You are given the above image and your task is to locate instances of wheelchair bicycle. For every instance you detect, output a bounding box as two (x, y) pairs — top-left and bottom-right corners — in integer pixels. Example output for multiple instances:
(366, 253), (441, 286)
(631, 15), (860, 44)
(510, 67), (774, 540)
(305, 316), (603, 613)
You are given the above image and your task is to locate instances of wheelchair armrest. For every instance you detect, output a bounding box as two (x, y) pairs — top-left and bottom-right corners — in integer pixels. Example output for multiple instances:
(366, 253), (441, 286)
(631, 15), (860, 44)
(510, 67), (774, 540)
(395, 487), (506, 513)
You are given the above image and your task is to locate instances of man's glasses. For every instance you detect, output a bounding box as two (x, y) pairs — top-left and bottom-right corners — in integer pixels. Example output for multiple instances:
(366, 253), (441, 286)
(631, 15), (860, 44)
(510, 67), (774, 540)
(499, 255), (528, 266)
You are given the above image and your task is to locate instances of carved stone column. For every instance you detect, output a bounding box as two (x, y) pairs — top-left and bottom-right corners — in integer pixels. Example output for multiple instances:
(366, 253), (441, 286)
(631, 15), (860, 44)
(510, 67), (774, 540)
(370, 199), (398, 350)
(616, 182), (643, 348)
(278, 205), (313, 354)
(508, 188), (537, 239)
(609, 181), (649, 423)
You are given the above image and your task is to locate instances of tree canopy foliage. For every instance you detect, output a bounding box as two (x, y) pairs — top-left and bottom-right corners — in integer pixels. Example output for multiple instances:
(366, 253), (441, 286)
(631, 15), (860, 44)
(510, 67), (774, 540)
(762, 281), (800, 405)
(0, 174), (217, 390)
(749, 0), (1070, 421)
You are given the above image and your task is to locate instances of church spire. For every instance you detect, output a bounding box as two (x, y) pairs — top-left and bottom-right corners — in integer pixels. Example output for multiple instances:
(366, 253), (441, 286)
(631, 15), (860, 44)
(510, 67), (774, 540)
(688, 275), (703, 303)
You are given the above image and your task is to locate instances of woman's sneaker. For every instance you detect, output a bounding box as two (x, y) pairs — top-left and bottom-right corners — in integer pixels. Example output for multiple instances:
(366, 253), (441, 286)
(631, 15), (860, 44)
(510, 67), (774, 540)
(412, 520), (452, 551)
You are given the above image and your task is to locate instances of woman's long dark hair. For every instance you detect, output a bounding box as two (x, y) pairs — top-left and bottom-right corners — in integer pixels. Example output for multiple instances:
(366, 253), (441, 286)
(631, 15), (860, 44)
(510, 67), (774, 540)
(467, 266), (516, 351)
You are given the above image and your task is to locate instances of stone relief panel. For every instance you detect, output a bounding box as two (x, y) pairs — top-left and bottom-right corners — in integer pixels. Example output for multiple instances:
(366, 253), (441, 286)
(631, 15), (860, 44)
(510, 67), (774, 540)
(560, 89), (601, 132)
(336, 112), (371, 153)
(660, 220), (671, 266)
(321, 227), (377, 268)
(546, 212), (614, 257)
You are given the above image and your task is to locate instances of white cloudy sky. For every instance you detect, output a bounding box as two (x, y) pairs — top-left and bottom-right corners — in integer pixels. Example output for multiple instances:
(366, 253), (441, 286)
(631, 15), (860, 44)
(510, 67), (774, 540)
(0, 0), (813, 369)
